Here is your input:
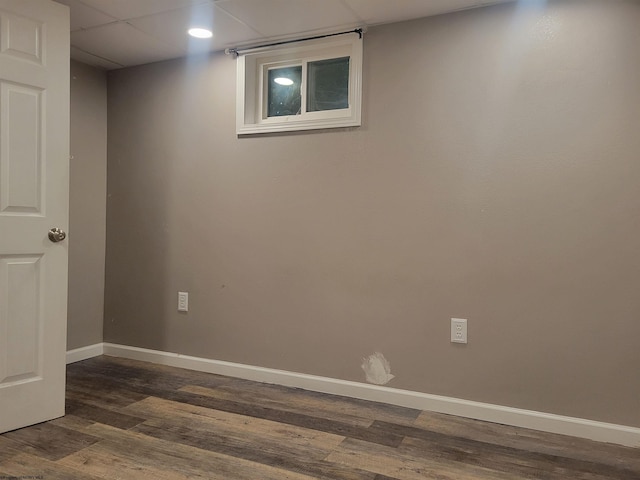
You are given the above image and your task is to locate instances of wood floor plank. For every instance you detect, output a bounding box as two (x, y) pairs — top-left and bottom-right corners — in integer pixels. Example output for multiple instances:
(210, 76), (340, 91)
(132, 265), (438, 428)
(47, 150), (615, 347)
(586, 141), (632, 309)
(401, 436), (633, 480)
(67, 355), (232, 391)
(413, 410), (640, 471)
(66, 380), (148, 408)
(122, 396), (345, 455)
(180, 381), (419, 427)
(65, 399), (146, 430)
(2, 422), (100, 461)
(179, 384), (374, 428)
(49, 413), (98, 431)
(99, 355), (236, 388)
(373, 420), (640, 480)
(132, 422), (377, 480)
(63, 372), (154, 406)
(136, 416), (333, 464)
(0, 452), (104, 480)
(326, 437), (518, 480)
(160, 389), (405, 448)
(59, 422), (352, 480)
(0, 436), (22, 462)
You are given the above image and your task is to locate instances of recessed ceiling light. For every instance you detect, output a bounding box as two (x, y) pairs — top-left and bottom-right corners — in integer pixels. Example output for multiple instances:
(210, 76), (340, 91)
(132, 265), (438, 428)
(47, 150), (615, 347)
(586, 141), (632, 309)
(274, 77), (294, 86)
(188, 28), (213, 39)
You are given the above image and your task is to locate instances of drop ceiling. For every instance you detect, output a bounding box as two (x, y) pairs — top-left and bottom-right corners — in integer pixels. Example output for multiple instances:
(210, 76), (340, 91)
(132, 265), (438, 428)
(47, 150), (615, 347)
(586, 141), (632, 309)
(55, 0), (513, 70)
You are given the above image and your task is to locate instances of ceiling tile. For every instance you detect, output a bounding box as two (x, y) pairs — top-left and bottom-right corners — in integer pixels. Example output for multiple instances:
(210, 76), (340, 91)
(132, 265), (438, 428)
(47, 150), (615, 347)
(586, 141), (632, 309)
(215, 0), (362, 38)
(344, 0), (511, 25)
(71, 22), (186, 67)
(70, 46), (123, 69)
(129, 2), (261, 53)
(77, 0), (210, 21)
(54, 0), (117, 31)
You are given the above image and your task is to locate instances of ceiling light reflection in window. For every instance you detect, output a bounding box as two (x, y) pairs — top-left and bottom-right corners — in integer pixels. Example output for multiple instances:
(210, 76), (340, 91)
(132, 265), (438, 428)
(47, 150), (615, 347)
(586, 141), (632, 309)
(274, 77), (295, 86)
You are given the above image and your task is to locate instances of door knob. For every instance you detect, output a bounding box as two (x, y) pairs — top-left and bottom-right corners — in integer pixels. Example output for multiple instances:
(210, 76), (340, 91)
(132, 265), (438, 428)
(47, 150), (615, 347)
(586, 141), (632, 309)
(48, 227), (66, 243)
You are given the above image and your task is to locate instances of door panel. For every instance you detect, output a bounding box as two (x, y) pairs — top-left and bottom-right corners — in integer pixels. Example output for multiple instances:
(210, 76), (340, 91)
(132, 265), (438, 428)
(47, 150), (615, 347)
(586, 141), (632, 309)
(0, 10), (43, 65)
(0, 0), (69, 433)
(0, 255), (42, 384)
(1, 81), (43, 213)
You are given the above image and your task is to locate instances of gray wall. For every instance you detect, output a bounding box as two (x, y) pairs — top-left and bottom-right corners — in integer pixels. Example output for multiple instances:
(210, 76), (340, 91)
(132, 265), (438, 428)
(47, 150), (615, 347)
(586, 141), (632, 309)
(67, 60), (107, 350)
(104, 0), (640, 427)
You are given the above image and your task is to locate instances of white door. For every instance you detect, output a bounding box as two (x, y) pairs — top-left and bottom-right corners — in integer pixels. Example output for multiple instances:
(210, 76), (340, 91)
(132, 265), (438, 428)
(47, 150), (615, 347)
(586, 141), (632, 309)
(0, 0), (69, 433)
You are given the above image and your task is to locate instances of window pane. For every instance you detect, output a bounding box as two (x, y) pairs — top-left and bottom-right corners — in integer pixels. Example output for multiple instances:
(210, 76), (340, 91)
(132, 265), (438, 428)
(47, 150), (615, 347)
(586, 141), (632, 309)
(307, 57), (349, 112)
(267, 66), (302, 117)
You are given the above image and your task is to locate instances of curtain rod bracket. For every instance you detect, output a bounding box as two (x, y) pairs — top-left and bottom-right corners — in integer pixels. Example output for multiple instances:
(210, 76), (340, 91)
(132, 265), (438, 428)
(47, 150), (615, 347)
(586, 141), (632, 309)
(224, 48), (239, 58)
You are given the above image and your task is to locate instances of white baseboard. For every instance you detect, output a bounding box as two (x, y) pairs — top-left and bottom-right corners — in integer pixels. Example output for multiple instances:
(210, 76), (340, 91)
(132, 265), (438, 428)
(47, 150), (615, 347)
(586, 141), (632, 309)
(66, 343), (104, 364)
(66, 342), (639, 448)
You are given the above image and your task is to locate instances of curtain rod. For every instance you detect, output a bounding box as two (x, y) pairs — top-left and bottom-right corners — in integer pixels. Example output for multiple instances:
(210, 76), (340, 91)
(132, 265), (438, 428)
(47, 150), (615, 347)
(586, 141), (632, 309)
(225, 28), (364, 57)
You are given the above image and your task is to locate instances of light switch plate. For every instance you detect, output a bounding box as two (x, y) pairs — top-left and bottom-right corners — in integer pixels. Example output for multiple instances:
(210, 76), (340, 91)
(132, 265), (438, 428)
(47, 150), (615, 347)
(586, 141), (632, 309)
(178, 291), (189, 312)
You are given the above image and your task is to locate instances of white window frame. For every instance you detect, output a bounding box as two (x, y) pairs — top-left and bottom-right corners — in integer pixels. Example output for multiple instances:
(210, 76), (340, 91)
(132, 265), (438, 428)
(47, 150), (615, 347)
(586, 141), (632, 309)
(235, 34), (363, 135)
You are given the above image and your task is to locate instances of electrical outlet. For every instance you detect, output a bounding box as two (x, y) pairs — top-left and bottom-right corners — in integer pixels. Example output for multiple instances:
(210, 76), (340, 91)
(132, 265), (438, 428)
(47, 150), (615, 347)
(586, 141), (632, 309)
(178, 291), (189, 312)
(451, 318), (467, 344)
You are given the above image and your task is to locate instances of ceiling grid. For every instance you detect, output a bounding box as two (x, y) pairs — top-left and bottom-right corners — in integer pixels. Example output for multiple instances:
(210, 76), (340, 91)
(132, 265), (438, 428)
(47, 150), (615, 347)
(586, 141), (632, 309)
(55, 0), (512, 69)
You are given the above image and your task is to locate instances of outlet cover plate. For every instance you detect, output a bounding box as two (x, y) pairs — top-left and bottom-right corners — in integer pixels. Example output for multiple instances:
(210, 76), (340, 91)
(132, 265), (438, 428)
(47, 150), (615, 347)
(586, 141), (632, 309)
(451, 318), (467, 344)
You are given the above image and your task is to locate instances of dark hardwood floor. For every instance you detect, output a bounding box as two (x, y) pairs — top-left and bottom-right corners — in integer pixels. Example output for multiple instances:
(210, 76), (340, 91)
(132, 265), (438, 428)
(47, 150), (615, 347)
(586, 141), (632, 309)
(1, 356), (638, 479)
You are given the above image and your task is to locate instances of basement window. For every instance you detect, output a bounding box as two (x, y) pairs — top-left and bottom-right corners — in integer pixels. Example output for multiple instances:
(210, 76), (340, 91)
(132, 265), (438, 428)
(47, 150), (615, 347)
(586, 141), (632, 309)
(235, 34), (363, 135)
